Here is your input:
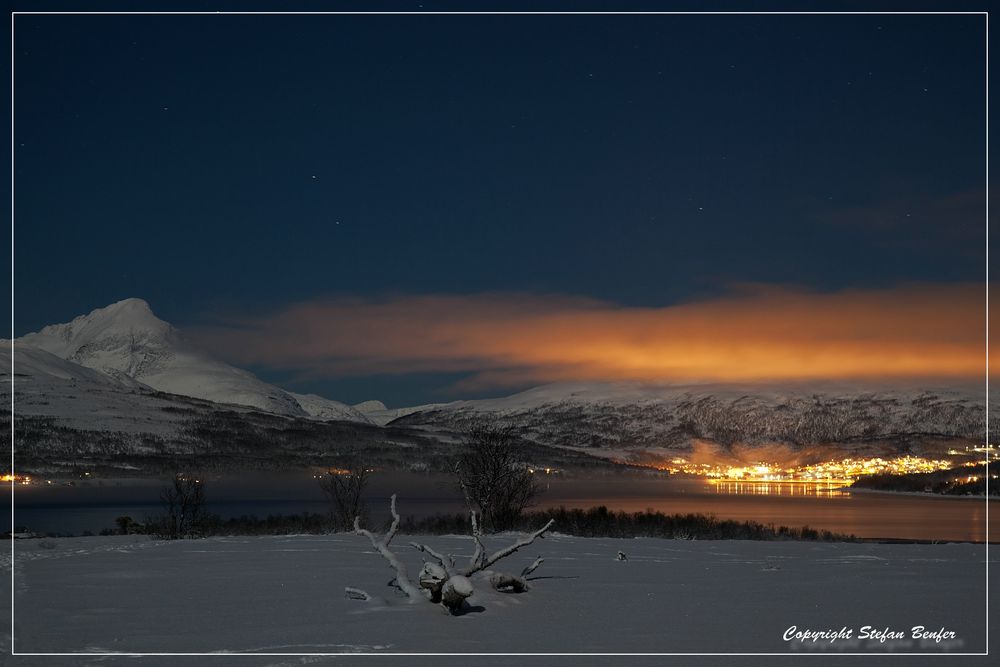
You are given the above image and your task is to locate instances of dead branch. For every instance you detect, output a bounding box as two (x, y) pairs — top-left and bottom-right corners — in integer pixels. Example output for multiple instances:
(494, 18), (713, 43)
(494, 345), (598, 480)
(410, 541), (456, 577)
(486, 554), (545, 593)
(488, 572), (530, 593)
(461, 518), (555, 576)
(349, 495), (555, 612)
(467, 510), (486, 572)
(521, 556), (544, 578)
(353, 494), (424, 601)
(344, 586), (371, 601)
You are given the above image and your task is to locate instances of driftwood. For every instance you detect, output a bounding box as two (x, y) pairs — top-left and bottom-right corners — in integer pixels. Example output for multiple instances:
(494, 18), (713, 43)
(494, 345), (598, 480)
(460, 511), (554, 576)
(350, 497), (555, 612)
(488, 556), (545, 592)
(441, 575), (474, 610)
(347, 494), (423, 602)
(418, 562), (449, 602)
(344, 586), (371, 601)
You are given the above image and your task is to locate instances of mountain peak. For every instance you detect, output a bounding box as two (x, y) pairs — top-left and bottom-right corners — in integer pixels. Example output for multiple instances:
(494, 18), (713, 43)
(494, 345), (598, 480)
(83, 297), (168, 332)
(107, 297), (152, 311)
(353, 399), (388, 413)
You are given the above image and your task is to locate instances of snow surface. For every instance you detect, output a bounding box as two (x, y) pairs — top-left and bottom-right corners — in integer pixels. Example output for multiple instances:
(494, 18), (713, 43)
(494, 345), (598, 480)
(3, 532), (996, 665)
(1, 342), (144, 388)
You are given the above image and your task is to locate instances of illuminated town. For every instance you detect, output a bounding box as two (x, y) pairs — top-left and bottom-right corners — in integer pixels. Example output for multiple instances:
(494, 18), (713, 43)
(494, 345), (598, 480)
(648, 455), (960, 486)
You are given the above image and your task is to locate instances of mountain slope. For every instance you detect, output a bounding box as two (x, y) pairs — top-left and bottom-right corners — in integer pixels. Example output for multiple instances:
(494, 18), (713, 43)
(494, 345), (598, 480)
(353, 400), (448, 426)
(391, 381), (995, 462)
(2, 341), (209, 435)
(290, 392), (373, 424)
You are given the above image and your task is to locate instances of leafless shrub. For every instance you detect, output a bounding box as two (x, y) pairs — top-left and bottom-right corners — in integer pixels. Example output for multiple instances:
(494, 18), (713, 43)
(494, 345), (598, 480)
(453, 422), (540, 533)
(318, 459), (370, 531)
(154, 473), (207, 539)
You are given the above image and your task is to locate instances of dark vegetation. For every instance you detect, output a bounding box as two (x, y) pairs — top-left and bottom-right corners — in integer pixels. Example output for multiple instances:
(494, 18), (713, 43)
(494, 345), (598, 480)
(852, 461), (999, 496)
(29, 507), (854, 542)
(5, 410), (609, 477)
(7, 512), (342, 538)
(146, 474), (209, 539)
(397, 506), (858, 542)
(317, 459), (371, 531)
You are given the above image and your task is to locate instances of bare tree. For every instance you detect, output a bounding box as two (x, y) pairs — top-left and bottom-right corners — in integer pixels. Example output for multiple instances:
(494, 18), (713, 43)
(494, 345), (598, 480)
(347, 495), (554, 613)
(157, 474), (207, 539)
(318, 460), (370, 531)
(453, 422), (541, 532)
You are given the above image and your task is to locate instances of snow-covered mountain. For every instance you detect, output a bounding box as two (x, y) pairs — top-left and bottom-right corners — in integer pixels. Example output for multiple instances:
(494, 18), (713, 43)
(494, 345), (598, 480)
(1, 341), (466, 476)
(290, 392), (372, 424)
(2, 341), (218, 436)
(390, 381), (995, 463)
(15, 298), (365, 422)
(352, 399), (447, 426)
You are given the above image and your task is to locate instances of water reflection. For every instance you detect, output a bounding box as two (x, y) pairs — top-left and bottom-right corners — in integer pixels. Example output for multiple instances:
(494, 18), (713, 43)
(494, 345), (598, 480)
(7, 471), (997, 541)
(708, 480), (850, 497)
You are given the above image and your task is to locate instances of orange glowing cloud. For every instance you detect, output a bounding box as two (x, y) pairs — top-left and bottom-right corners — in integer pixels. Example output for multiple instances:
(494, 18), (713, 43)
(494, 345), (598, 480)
(189, 283), (990, 388)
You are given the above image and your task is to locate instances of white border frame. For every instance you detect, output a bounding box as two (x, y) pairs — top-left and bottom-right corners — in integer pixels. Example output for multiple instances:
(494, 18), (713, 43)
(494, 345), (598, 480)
(7, 8), (991, 659)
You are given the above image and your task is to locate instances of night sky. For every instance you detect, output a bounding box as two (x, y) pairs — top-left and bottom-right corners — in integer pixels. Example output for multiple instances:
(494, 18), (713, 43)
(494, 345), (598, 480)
(11, 9), (989, 405)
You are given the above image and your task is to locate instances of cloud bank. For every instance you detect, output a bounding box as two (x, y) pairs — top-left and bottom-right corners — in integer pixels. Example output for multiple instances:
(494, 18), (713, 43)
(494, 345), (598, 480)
(189, 283), (988, 389)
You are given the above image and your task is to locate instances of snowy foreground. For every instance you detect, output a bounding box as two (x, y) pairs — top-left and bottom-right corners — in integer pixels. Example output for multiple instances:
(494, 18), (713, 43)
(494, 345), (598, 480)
(2, 532), (998, 666)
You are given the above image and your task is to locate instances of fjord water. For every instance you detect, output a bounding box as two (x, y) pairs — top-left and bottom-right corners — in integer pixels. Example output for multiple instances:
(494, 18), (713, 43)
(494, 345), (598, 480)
(9, 471), (997, 542)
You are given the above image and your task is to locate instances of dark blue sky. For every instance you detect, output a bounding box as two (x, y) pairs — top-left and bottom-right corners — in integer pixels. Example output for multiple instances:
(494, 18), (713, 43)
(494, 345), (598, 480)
(11, 7), (989, 405)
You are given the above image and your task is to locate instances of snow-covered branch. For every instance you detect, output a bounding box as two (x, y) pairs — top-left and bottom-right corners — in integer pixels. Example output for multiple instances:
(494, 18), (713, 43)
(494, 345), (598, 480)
(410, 541), (456, 577)
(350, 495), (555, 612)
(468, 510), (486, 572)
(521, 556), (544, 578)
(461, 518), (555, 576)
(353, 494), (423, 601)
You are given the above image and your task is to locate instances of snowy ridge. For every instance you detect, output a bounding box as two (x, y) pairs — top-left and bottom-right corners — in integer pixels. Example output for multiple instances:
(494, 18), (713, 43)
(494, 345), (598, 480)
(352, 399), (387, 413)
(392, 380), (994, 456)
(355, 400), (449, 426)
(290, 392), (373, 424)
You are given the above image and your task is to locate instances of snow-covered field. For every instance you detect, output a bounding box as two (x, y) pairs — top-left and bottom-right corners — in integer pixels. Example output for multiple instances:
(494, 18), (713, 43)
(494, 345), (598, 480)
(2, 532), (997, 666)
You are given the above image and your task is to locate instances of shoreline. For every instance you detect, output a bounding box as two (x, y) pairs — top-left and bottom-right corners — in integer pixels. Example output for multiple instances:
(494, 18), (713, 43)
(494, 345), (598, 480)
(843, 486), (999, 501)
